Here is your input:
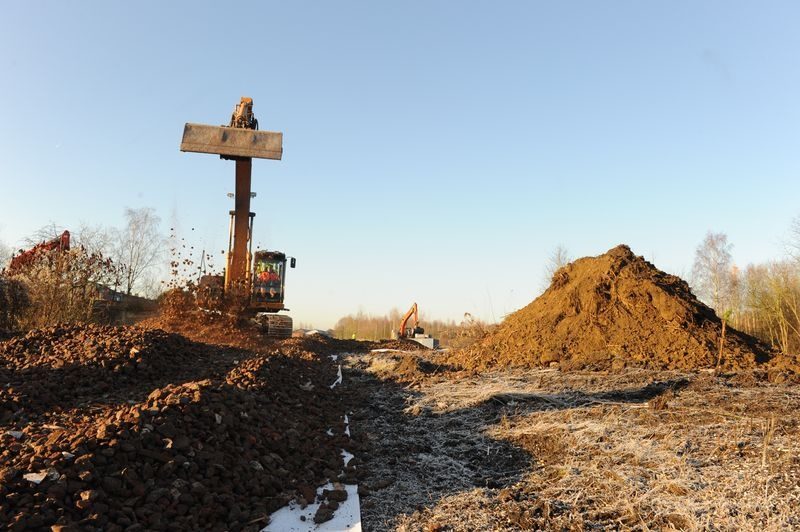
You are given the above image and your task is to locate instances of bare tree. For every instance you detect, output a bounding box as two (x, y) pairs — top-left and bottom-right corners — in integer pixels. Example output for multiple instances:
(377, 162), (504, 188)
(692, 231), (734, 314)
(543, 245), (572, 289)
(115, 207), (166, 296)
(0, 276), (29, 331)
(788, 215), (800, 264)
(739, 262), (800, 353)
(22, 222), (65, 247)
(6, 245), (119, 329)
(0, 240), (11, 269)
(75, 223), (115, 257)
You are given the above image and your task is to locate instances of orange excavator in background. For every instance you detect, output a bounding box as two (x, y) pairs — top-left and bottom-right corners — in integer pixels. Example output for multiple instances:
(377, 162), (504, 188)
(398, 302), (424, 339)
(396, 302), (439, 349)
(8, 231), (71, 272)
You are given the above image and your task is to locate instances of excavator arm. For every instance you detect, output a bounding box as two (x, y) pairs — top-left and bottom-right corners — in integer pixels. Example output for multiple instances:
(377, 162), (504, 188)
(229, 97), (258, 130)
(398, 302), (419, 338)
(8, 230), (70, 272)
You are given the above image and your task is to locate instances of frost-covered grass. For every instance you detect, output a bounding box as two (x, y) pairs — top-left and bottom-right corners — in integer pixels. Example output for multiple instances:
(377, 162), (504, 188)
(387, 365), (800, 531)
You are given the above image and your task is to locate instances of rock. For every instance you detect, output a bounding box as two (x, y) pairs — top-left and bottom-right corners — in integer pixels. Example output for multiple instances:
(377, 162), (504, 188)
(322, 488), (347, 502)
(371, 478), (394, 490)
(80, 489), (99, 501)
(172, 435), (191, 450)
(313, 506), (335, 524)
(298, 484), (316, 502)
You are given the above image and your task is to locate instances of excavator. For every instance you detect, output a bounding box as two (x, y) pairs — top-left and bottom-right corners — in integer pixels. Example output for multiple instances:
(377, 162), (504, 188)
(181, 97), (294, 338)
(229, 97), (259, 130)
(396, 302), (439, 349)
(8, 231), (71, 271)
(398, 302), (424, 339)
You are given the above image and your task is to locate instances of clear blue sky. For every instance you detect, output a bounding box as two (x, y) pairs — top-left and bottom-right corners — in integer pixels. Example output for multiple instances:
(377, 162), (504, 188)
(1, 1), (799, 329)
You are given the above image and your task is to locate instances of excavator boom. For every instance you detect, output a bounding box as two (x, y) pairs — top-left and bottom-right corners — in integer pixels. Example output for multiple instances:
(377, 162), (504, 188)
(398, 302), (419, 338)
(8, 230), (70, 271)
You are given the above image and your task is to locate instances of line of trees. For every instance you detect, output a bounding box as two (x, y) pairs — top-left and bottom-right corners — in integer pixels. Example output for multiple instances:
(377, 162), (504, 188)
(692, 219), (800, 354)
(331, 308), (491, 347)
(331, 308), (453, 341)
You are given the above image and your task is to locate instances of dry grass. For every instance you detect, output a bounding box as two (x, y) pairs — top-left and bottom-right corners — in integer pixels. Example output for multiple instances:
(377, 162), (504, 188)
(392, 368), (800, 531)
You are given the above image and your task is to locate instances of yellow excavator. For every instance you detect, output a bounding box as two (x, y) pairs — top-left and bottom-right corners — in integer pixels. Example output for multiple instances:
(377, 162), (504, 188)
(181, 97), (294, 338)
(229, 97), (259, 130)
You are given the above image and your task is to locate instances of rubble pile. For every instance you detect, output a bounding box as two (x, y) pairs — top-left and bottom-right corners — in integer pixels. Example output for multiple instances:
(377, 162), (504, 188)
(0, 324), (355, 530)
(0, 324), (188, 370)
(0, 325), (211, 425)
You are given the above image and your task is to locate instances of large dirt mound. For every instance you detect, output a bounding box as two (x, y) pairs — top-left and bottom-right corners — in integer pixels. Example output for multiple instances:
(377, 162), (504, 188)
(456, 245), (773, 372)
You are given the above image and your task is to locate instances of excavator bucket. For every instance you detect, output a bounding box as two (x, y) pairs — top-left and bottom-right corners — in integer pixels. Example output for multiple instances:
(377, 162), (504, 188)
(180, 123), (283, 160)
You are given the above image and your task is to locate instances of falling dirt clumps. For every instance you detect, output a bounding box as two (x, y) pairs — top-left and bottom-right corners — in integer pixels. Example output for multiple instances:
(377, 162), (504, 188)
(457, 245), (775, 373)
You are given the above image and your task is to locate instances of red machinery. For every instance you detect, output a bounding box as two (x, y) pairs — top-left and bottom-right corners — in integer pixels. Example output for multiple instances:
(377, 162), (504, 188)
(8, 231), (71, 271)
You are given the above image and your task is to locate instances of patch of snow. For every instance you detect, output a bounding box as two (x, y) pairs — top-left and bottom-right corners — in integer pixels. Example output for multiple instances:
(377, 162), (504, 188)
(23, 471), (47, 484)
(263, 483), (361, 532)
(342, 449), (354, 467)
(329, 365), (343, 389)
(263, 358), (361, 531)
(23, 469), (57, 484)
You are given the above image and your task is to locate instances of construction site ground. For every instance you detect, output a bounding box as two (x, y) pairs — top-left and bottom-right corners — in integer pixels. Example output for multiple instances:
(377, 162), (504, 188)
(2, 323), (800, 530)
(350, 349), (800, 531)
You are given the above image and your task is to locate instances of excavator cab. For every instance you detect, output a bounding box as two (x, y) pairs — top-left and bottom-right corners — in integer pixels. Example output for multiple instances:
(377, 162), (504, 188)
(251, 251), (295, 311)
(250, 250), (295, 338)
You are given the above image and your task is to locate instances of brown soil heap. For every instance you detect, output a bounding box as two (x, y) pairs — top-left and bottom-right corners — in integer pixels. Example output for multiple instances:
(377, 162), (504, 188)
(0, 324), (357, 530)
(460, 245), (773, 372)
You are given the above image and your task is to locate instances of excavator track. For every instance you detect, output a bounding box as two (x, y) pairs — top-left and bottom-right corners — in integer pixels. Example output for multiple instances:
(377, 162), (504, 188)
(255, 313), (293, 339)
